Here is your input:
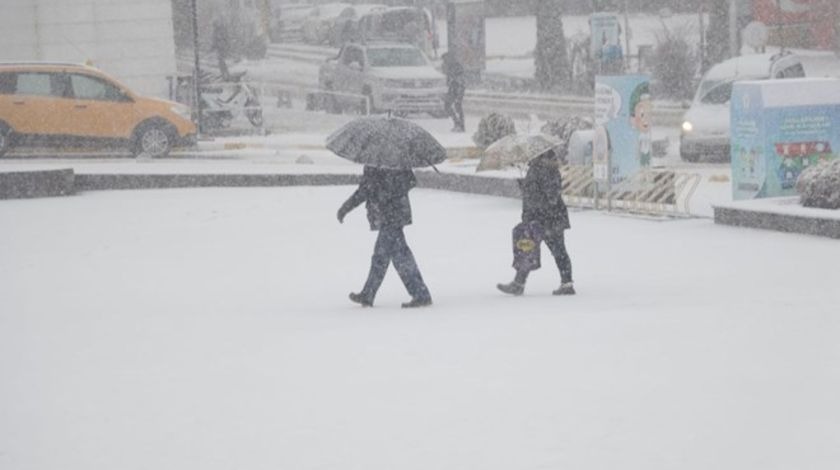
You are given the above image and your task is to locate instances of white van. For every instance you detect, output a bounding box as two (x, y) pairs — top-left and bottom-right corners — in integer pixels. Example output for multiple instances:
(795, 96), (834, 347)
(679, 51), (840, 162)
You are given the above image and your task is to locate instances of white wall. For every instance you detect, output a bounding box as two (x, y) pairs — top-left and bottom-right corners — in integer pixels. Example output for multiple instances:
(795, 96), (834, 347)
(0, 0), (178, 98)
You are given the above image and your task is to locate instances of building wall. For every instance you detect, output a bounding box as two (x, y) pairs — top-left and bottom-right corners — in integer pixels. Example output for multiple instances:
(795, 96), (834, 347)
(0, 0), (178, 98)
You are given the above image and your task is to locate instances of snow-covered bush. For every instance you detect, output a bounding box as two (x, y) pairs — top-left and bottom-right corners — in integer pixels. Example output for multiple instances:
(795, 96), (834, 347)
(541, 116), (594, 143)
(796, 159), (840, 209)
(651, 23), (697, 100)
(473, 113), (516, 148)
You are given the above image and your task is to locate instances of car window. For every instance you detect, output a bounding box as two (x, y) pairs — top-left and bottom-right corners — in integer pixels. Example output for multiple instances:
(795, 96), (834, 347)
(367, 47), (427, 67)
(15, 73), (54, 97)
(775, 63), (805, 79)
(700, 81), (733, 105)
(0, 72), (15, 95)
(70, 74), (126, 101)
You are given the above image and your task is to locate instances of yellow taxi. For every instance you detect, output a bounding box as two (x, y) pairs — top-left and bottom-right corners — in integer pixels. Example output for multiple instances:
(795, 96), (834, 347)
(0, 62), (196, 158)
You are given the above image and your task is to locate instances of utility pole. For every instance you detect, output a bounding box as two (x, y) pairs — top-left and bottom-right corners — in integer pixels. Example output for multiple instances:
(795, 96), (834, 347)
(699, 5), (706, 71)
(623, 0), (630, 72)
(776, 0), (785, 52)
(728, 0), (738, 58)
(191, 0), (203, 135)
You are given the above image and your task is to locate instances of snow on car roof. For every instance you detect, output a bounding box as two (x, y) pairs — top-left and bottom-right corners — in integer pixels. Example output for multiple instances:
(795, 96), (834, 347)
(352, 4), (388, 16)
(703, 53), (779, 81)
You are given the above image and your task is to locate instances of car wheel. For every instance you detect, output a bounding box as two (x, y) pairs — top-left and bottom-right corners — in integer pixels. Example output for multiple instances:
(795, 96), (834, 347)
(133, 123), (173, 158)
(0, 123), (12, 158)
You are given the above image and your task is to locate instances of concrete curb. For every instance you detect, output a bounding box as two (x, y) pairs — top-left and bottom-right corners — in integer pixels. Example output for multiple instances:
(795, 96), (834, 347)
(72, 171), (524, 199)
(0, 169), (75, 199)
(714, 204), (840, 239)
(75, 173), (362, 191)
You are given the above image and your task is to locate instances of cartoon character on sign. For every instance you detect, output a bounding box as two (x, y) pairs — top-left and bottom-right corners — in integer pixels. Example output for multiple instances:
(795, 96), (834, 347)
(629, 82), (652, 167)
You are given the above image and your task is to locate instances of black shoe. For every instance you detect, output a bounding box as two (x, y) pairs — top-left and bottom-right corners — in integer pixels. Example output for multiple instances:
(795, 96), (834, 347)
(497, 281), (524, 296)
(552, 282), (576, 296)
(349, 292), (373, 307)
(401, 297), (432, 308)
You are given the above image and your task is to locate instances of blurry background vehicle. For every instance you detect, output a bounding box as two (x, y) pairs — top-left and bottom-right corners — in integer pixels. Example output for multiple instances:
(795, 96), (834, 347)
(268, 1), (315, 43)
(679, 51), (840, 162)
(0, 62), (195, 158)
(302, 3), (355, 45)
(358, 6), (439, 58)
(317, 42), (446, 117)
(330, 3), (388, 47)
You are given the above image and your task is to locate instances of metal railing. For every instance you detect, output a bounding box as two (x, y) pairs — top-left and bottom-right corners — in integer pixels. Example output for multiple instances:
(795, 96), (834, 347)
(560, 165), (702, 217)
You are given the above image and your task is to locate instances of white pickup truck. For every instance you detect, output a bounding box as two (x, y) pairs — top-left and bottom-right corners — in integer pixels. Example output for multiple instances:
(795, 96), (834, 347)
(317, 42), (447, 116)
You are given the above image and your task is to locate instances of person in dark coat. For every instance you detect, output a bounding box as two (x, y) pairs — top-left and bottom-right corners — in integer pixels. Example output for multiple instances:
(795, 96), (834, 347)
(497, 148), (575, 296)
(211, 18), (231, 80)
(441, 52), (465, 132)
(337, 165), (433, 308)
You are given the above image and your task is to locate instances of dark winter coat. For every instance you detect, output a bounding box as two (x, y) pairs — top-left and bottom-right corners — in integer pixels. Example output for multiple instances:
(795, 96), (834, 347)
(211, 22), (231, 56)
(442, 54), (466, 95)
(339, 166), (416, 231)
(520, 153), (570, 231)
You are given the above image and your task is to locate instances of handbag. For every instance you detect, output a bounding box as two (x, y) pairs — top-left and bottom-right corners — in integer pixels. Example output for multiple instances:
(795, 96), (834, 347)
(511, 221), (544, 272)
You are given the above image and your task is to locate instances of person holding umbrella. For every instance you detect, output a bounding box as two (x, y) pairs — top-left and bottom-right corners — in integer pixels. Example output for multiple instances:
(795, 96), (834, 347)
(327, 116), (446, 308)
(477, 134), (575, 297)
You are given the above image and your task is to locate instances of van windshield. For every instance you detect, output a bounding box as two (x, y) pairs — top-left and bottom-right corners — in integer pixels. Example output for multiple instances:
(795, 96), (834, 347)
(699, 81), (733, 105)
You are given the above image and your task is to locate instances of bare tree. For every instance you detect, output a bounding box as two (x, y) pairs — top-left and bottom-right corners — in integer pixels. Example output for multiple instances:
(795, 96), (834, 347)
(535, 0), (570, 91)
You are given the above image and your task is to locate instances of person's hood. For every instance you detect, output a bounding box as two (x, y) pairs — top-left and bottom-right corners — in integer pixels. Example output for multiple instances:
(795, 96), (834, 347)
(369, 66), (444, 80)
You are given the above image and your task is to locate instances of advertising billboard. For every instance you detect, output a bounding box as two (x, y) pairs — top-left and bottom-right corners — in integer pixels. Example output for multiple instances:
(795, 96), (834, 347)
(731, 78), (840, 200)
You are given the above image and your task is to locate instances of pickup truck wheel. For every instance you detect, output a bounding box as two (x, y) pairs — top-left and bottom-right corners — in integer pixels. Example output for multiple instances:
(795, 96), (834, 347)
(0, 123), (13, 158)
(324, 84), (342, 114)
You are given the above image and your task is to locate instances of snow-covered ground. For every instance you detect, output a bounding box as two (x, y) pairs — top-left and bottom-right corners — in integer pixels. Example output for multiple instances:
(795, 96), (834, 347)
(1, 186), (839, 469)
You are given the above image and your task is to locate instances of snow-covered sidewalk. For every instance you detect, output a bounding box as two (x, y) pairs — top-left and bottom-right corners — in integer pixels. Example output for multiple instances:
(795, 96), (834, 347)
(1, 187), (838, 470)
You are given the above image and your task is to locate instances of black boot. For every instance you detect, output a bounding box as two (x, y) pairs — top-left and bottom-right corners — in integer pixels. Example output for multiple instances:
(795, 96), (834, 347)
(401, 297), (432, 308)
(496, 281), (524, 296)
(349, 292), (373, 307)
(552, 282), (575, 296)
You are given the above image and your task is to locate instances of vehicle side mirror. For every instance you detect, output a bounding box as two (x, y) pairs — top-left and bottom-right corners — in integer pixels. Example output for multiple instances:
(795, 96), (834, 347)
(350, 62), (362, 71)
(680, 100), (691, 109)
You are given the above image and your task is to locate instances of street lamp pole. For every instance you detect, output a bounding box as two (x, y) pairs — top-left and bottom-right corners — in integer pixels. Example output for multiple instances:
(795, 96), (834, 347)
(190, 0), (203, 135)
(728, 0), (738, 58)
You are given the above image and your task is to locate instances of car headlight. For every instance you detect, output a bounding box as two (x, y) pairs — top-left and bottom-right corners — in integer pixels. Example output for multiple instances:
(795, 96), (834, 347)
(170, 105), (192, 120)
(681, 121), (693, 133)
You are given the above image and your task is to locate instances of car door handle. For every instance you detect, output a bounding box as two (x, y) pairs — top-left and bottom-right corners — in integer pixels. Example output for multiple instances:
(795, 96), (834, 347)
(13, 101), (25, 105)
(74, 104), (88, 109)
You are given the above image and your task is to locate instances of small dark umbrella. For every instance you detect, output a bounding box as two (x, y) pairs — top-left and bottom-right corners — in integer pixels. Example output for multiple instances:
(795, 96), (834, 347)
(326, 116), (447, 171)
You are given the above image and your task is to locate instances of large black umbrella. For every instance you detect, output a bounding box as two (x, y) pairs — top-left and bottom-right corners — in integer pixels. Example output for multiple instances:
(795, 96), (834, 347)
(326, 116), (447, 170)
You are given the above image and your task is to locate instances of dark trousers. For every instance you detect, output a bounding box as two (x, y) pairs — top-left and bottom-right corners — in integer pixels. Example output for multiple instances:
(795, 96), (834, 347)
(217, 53), (230, 81)
(362, 227), (431, 301)
(444, 86), (465, 130)
(515, 228), (573, 285)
